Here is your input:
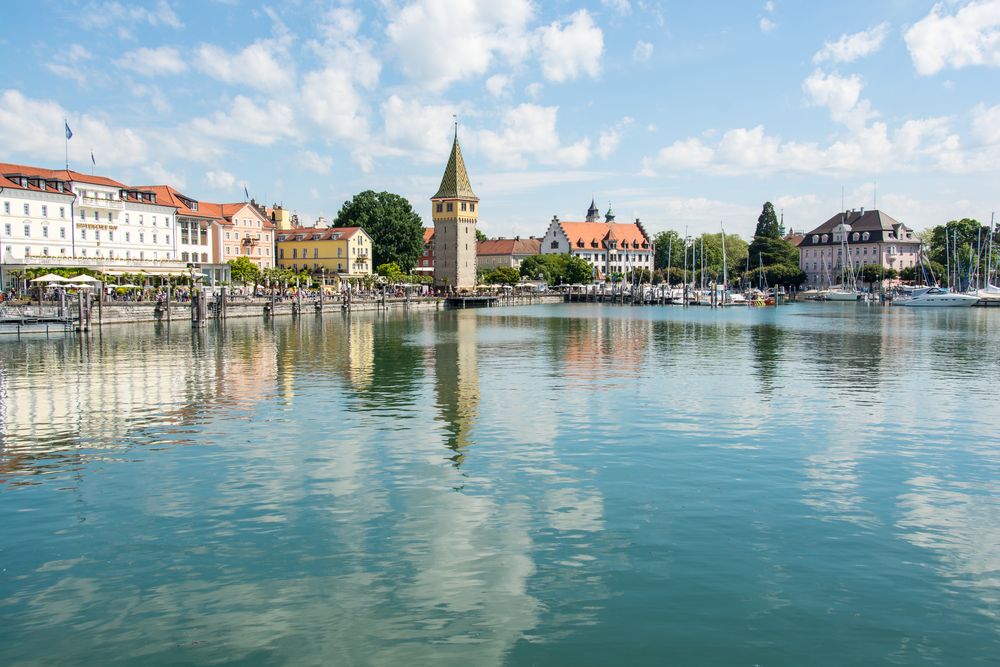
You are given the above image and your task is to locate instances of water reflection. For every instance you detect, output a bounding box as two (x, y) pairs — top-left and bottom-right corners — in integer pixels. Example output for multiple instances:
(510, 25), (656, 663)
(1, 304), (1000, 663)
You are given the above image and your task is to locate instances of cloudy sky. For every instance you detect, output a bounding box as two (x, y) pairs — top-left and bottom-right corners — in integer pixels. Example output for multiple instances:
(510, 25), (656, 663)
(2, 0), (999, 239)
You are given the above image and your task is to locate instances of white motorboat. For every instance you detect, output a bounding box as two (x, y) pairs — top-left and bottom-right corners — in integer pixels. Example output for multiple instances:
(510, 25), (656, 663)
(900, 288), (978, 307)
(975, 284), (1000, 301)
(824, 289), (859, 301)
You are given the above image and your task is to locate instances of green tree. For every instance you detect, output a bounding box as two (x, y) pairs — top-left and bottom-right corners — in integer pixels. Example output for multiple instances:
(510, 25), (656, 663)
(228, 256), (260, 285)
(563, 255), (594, 284)
(376, 262), (406, 283)
(748, 235), (799, 269)
(653, 230), (684, 270)
(334, 190), (424, 271)
(926, 218), (984, 268)
(754, 202), (781, 239)
(518, 254), (593, 285)
(744, 264), (806, 289)
(475, 229), (487, 242)
(484, 266), (521, 285)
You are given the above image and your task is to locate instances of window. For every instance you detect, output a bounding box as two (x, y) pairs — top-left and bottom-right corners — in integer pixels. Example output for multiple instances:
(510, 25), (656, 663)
(436, 203), (443, 213)
(461, 202), (467, 211)
(95, 230), (101, 241)
(225, 246), (231, 255)
(279, 248), (284, 258)
(821, 234), (828, 243)
(41, 225), (48, 238)
(59, 207), (65, 219)
(41, 205), (48, 217)
(313, 248), (318, 258)
(338, 247), (342, 257)
(107, 212), (112, 222)
(152, 216), (157, 226)
(201, 253), (208, 263)
(125, 231), (130, 242)
(265, 248), (269, 256)
(125, 213), (130, 224)
(153, 234), (158, 244)
(3, 223), (9, 235)
(23, 223), (30, 237)
(139, 215), (144, 224)
(23, 203), (29, 215)
(2, 202), (8, 214)
(550, 240), (559, 249)
(470, 203), (475, 212)
(446, 202), (453, 212)
(79, 208), (85, 220)
(182, 252), (190, 262)
(93, 211), (99, 221)
(81, 228), (87, 239)
(139, 233), (144, 243)
(225, 231), (231, 240)
(108, 231), (113, 242)
(166, 235), (170, 244)
(292, 248), (298, 259)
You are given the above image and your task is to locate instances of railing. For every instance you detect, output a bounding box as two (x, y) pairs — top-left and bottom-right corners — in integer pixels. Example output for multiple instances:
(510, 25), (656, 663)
(15, 256), (187, 270)
(80, 196), (125, 210)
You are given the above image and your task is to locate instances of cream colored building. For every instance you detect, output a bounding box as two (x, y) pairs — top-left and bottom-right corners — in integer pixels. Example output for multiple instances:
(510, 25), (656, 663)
(431, 131), (478, 291)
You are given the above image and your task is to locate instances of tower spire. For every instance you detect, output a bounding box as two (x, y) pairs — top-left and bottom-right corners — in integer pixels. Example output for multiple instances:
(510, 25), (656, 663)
(432, 128), (478, 200)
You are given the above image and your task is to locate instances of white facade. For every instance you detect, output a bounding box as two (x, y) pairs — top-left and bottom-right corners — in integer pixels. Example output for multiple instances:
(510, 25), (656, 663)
(540, 215), (653, 279)
(1, 169), (184, 282)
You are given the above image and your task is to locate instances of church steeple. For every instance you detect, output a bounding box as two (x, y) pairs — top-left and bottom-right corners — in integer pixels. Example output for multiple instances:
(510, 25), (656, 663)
(586, 197), (600, 222)
(433, 128), (478, 201)
(605, 201), (616, 223)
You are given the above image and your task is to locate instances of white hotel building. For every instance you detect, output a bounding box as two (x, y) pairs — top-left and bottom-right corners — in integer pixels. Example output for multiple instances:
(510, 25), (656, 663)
(0, 163), (188, 288)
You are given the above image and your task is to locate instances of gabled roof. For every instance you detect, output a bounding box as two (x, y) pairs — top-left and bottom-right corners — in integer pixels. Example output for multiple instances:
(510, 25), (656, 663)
(557, 221), (651, 250)
(0, 162), (127, 189)
(799, 209), (918, 247)
(137, 185), (218, 220)
(477, 237), (542, 256)
(198, 201), (275, 228)
(432, 134), (478, 201)
(423, 227), (435, 244)
(276, 226), (366, 242)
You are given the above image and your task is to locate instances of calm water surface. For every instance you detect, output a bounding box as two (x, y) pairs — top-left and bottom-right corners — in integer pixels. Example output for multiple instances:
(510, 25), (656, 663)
(1, 303), (998, 665)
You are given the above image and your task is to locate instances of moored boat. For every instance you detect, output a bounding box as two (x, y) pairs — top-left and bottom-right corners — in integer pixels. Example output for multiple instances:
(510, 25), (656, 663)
(900, 288), (978, 307)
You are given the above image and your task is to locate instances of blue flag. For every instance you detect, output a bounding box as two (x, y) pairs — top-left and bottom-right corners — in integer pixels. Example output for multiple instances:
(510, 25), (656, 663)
(244, 185), (249, 201)
(65, 121), (73, 140)
(91, 151), (96, 166)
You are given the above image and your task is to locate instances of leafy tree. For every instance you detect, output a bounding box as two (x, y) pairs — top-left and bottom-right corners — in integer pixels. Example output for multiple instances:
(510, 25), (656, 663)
(376, 262), (406, 283)
(475, 229), (487, 242)
(653, 230), (684, 270)
(743, 264), (806, 289)
(334, 190), (424, 271)
(698, 232), (749, 278)
(228, 256), (260, 285)
(926, 218), (985, 267)
(754, 202), (781, 239)
(518, 254), (594, 285)
(484, 266), (521, 285)
(748, 235), (799, 269)
(626, 268), (653, 283)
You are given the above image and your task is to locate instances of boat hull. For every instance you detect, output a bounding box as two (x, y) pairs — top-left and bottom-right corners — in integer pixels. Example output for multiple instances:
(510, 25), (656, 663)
(901, 294), (978, 307)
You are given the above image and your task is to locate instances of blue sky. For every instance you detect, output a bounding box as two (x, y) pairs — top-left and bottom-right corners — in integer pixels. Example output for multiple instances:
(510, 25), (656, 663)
(1, 0), (998, 239)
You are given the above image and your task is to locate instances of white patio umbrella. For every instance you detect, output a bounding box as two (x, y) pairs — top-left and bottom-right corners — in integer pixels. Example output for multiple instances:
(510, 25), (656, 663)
(30, 273), (69, 283)
(68, 274), (101, 283)
(67, 283), (95, 289)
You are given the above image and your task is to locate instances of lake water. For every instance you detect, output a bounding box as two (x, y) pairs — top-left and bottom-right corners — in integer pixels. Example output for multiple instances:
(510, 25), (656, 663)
(1, 303), (998, 665)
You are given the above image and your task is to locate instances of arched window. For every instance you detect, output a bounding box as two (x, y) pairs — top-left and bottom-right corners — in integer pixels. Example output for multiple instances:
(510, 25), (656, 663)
(812, 235), (819, 244)
(862, 232), (870, 241)
(852, 232), (860, 241)
(821, 234), (828, 243)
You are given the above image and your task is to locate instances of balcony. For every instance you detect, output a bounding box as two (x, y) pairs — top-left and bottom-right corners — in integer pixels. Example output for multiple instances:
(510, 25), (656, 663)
(80, 195), (124, 210)
(242, 234), (261, 245)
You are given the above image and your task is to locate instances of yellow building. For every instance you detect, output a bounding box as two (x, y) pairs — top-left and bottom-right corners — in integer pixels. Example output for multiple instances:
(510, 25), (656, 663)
(276, 226), (372, 277)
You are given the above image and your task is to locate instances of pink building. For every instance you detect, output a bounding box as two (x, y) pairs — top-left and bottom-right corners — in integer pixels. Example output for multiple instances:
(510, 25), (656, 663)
(798, 209), (921, 287)
(202, 201), (274, 269)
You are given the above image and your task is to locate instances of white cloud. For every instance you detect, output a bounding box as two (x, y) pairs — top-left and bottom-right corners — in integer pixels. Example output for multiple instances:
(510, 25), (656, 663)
(760, 17), (777, 33)
(142, 162), (185, 188)
(117, 46), (187, 76)
(905, 0), (1000, 75)
(971, 102), (1000, 145)
(300, 67), (371, 143)
(297, 151), (333, 175)
(803, 69), (875, 129)
(380, 95), (457, 161)
(478, 104), (590, 168)
(538, 10), (604, 82)
(189, 95), (297, 146)
(387, 0), (534, 91)
(81, 1), (182, 31)
(597, 116), (634, 159)
(486, 74), (512, 97)
(46, 44), (93, 83)
(525, 82), (543, 99)
(0, 89), (148, 168)
(601, 0), (631, 14)
(813, 22), (891, 64)
(205, 170), (236, 190)
(633, 40), (654, 62)
(195, 40), (294, 91)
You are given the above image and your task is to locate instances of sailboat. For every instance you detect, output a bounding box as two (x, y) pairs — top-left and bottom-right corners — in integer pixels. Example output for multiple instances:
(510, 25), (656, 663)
(824, 219), (859, 301)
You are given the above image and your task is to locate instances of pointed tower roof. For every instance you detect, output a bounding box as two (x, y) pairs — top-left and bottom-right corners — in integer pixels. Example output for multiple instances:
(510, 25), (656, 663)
(432, 130), (478, 201)
(605, 201), (616, 223)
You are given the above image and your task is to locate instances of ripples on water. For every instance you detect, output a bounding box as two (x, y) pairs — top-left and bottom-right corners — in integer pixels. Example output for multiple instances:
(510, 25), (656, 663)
(0, 303), (998, 665)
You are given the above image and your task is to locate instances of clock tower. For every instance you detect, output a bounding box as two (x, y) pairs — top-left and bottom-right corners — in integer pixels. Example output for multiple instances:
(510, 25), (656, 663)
(431, 127), (478, 291)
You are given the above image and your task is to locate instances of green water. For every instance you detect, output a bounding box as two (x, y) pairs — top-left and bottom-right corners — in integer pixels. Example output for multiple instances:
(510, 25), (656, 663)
(1, 303), (998, 665)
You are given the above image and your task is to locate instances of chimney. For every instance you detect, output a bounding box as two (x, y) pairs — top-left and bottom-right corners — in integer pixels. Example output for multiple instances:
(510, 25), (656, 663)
(860, 206), (864, 216)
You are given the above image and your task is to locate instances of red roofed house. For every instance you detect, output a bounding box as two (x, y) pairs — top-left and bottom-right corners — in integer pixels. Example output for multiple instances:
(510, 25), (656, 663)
(539, 199), (653, 280)
(200, 200), (274, 270)
(416, 227), (435, 275)
(476, 236), (542, 270)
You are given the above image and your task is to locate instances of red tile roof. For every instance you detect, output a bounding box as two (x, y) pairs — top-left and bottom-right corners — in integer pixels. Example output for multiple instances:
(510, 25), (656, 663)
(477, 237), (542, 256)
(277, 226), (365, 241)
(423, 227), (435, 243)
(559, 221), (651, 250)
(197, 201), (275, 228)
(137, 185), (219, 220)
(0, 162), (127, 189)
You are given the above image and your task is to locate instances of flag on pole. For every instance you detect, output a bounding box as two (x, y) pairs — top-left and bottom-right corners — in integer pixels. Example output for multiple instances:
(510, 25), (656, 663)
(64, 121), (73, 140)
(244, 185), (250, 201)
(91, 151), (96, 167)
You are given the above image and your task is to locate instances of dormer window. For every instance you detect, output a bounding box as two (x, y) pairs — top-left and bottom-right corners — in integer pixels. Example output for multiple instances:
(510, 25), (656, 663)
(812, 235), (819, 244)
(862, 232), (870, 241)
(821, 234), (828, 243)
(852, 232), (859, 241)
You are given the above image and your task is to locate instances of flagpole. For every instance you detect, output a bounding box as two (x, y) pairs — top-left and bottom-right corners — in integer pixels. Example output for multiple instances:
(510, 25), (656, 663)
(64, 117), (69, 170)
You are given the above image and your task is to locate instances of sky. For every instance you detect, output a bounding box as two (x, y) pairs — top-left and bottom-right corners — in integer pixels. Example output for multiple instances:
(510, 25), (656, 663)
(1, 0), (999, 240)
